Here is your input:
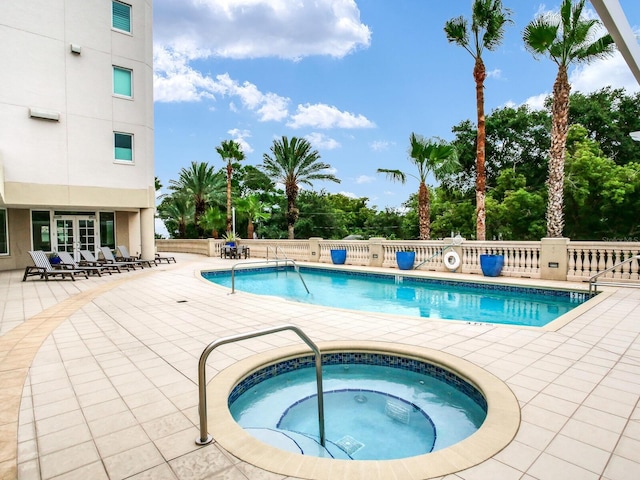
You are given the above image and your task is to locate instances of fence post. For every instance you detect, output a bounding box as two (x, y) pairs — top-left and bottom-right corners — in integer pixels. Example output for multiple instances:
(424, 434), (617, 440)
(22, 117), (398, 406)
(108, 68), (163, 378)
(540, 237), (569, 281)
(369, 237), (385, 267)
(309, 237), (322, 262)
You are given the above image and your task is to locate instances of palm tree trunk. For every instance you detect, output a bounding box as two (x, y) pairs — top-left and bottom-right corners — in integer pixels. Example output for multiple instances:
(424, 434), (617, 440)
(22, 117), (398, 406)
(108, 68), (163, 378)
(286, 183), (299, 240)
(547, 65), (570, 238)
(418, 182), (430, 240)
(474, 57), (487, 241)
(226, 163), (232, 232)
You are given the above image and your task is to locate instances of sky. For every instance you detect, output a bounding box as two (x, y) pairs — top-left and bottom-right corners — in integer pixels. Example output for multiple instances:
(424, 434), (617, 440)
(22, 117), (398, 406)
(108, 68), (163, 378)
(152, 0), (640, 218)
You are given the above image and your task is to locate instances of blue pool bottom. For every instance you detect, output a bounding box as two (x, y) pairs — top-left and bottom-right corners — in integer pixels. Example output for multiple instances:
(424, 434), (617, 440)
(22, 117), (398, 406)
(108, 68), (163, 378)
(203, 266), (588, 327)
(229, 353), (487, 460)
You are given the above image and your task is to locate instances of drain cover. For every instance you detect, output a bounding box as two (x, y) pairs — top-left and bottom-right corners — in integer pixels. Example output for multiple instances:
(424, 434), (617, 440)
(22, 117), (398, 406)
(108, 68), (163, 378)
(336, 435), (364, 456)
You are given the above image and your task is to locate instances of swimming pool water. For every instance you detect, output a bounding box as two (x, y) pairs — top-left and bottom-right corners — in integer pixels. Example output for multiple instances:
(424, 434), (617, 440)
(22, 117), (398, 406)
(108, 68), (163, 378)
(202, 266), (588, 327)
(229, 363), (486, 460)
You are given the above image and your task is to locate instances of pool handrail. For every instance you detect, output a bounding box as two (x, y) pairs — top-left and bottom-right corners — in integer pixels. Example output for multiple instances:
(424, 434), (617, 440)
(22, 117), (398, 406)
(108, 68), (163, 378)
(196, 324), (326, 447)
(230, 259), (310, 294)
(588, 254), (640, 296)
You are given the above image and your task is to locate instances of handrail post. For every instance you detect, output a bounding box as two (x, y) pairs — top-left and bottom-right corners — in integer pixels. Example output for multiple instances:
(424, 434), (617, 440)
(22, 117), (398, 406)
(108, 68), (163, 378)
(196, 325), (325, 447)
(229, 259), (309, 294)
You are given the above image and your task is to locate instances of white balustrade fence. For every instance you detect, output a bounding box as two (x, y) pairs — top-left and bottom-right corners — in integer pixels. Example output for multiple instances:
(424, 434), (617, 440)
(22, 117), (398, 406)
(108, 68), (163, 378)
(156, 238), (640, 283)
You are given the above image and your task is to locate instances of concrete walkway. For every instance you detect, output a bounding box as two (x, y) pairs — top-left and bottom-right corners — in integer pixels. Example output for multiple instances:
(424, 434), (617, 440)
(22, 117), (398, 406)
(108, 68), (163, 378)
(1, 253), (639, 479)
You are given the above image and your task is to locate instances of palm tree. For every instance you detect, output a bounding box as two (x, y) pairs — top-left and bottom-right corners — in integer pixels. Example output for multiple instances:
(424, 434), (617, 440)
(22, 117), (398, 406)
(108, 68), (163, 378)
(261, 136), (340, 239)
(444, 0), (511, 241)
(216, 140), (245, 233)
(168, 161), (224, 237)
(200, 207), (226, 239)
(378, 134), (459, 240)
(157, 193), (191, 239)
(523, 0), (614, 238)
(236, 194), (271, 239)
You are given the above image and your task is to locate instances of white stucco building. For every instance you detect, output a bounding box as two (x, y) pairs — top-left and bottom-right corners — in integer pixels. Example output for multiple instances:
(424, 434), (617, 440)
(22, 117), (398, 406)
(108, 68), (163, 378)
(0, 0), (155, 271)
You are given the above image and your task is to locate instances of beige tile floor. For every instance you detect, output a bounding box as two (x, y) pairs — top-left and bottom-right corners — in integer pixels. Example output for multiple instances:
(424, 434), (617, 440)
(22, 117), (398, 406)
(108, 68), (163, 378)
(1, 253), (639, 479)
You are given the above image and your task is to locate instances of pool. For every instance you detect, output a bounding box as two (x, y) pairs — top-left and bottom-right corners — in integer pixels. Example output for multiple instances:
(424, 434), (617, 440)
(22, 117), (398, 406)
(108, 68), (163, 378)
(207, 342), (521, 479)
(229, 352), (487, 460)
(202, 265), (589, 327)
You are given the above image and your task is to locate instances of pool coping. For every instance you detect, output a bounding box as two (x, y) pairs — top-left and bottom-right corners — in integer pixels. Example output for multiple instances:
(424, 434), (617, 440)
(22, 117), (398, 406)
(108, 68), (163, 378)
(207, 341), (521, 480)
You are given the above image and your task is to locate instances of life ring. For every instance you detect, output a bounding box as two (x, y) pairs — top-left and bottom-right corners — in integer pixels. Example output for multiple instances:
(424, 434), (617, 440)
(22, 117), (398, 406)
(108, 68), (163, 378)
(443, 251), (461, 271)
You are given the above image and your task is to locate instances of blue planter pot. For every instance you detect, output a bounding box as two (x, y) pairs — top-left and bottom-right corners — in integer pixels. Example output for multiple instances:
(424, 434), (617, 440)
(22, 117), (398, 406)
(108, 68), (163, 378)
(396, 251), (415, 270)
(330, 249), (347, 265)
(50, 256), (61, 265)
(480, 254), (504, 277)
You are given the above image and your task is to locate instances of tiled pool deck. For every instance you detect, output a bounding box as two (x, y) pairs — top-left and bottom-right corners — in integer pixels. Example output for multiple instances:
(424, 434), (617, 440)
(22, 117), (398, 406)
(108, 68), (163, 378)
(1, 253), (639, 480)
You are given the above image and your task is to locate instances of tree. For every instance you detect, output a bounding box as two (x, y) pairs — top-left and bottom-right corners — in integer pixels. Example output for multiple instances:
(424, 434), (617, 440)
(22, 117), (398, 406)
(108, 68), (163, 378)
(216, 140), (245, 233)
(157, 193), (191, 239)
(168, 161), (225, 237)
(261, 136), (340, 239)
(236, 194), (270, 239)
(378, 134), (459, 240)
(444, 0), (512, 241)
(523, 0), (614, 237)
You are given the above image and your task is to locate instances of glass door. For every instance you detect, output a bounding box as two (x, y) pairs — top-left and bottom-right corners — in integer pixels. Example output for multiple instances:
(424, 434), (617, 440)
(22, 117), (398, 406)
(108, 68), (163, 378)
(54, 215), (97, 261)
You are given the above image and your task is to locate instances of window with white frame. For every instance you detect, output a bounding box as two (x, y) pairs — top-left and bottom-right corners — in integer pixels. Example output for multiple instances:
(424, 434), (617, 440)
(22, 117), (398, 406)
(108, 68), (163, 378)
(112, 1), (131, 33)
(114, 132), (133, 162)
(1, 209), (9, 255)
(113, 66), (132, 97)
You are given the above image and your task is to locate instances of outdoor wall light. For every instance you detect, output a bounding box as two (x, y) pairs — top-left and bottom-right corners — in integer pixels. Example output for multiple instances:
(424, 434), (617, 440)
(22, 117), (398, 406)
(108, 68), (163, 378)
(29, 108), (60, 121)
(70, 44), (82, 54)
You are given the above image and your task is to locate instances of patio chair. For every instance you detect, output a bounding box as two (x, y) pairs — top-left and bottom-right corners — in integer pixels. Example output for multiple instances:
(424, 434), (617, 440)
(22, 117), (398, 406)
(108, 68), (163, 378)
(79, 250), (124, 273)
(57, 251), (111, 277)
(23, 250), (89, 281)
(99, 246), (144, 270)
(116, 245), (155, 268)
(155, 252), (176, 264)
(221, 245), (237, 259)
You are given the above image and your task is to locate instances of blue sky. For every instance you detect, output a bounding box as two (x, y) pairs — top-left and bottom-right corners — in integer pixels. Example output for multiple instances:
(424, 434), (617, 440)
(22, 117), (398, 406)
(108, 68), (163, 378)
(153, 0), (640, 214)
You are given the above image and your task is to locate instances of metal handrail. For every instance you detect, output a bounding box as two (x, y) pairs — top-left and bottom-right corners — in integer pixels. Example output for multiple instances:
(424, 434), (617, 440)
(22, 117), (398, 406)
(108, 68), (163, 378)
(230, 259), (310, 294)
(196, 325), (325, 447)
(266, 245), (287, 262)
(588, 254), (640, 296)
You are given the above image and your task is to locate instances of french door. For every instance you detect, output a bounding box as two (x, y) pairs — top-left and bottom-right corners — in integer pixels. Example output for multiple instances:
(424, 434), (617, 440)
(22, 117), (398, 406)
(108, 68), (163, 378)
(54, 215), (97, 261)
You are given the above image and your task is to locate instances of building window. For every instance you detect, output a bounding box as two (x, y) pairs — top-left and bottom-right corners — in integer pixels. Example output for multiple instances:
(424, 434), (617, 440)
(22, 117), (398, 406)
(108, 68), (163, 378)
(0, 209), (8, 255)
(114, 132), (133, 162)
(31, 211), (51, 252)
(113, 67), (132, 97)
(100, 212), (116, 249)
(112, 1), (131, 33)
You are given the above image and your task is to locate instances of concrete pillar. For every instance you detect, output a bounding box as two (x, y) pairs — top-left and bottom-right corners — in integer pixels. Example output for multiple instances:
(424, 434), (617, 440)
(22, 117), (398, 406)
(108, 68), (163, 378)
(139, 207), (155, 261)
(369, 237), (385, 267)
(540, 237), (569, 281)
(309, 237), (322, 262)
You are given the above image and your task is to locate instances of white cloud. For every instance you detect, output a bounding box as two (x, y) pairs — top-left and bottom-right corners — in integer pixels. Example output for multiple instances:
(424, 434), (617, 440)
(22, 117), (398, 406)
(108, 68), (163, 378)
(370, 140), (390, 151)
(570, 52), (640, 94)
(287, 104), (375, 129)
(227, 128), (254, 154)
(355, 175), (375, 184)
(305, 133), (341, 150)
(338, 191), (358, 198)
(154, 0), (371, 60)
(486, 68), (502, 79)
(154, 51), (290, 121)
(522, 93), (549, 111)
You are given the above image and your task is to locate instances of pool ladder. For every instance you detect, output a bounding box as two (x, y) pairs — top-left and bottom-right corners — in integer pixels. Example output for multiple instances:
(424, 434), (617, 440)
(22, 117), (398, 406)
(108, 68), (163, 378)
(196, 324), (326, 447)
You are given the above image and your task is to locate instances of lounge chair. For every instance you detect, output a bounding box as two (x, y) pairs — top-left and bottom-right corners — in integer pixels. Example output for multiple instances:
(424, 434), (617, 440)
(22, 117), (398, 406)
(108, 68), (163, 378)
(57, 251), (111, 277)
(23, 250), (89, 281)
(155, 252), (176, 264)
(116, 245), (155, 268)
(100, 246), (144, 270)
(79, 250), (123, 273)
